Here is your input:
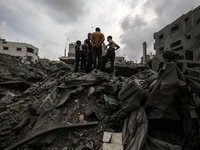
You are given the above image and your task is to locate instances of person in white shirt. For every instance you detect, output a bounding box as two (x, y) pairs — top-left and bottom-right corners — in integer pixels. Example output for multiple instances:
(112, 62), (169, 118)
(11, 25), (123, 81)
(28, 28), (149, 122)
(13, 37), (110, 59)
(102, 36), (120, 73)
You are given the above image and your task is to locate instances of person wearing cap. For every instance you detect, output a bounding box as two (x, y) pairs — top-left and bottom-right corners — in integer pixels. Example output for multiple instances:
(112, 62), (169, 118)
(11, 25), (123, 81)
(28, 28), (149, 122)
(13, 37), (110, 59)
(90, 27), (105, 70)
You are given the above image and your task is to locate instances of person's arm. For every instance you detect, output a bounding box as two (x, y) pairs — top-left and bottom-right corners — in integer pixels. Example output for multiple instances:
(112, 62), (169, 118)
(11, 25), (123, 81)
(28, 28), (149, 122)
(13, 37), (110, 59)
(99, 34), (105, 45)
(105, 44), (109, 49)
(115, 43), (120, 51)
(90, 34), (97, 44)
(97, 34), (105, 47)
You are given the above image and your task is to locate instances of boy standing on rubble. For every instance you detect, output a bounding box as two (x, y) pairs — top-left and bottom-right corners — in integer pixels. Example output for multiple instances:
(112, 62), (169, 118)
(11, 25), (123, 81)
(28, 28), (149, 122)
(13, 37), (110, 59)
(102, 36), (120, 73)
(74, 40), (82, 72)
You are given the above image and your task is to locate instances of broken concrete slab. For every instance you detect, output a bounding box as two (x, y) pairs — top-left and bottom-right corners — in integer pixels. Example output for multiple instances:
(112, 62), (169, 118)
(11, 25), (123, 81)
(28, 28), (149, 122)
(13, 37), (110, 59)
(102, 132), (123, 150)
(0, 91), (15, 103)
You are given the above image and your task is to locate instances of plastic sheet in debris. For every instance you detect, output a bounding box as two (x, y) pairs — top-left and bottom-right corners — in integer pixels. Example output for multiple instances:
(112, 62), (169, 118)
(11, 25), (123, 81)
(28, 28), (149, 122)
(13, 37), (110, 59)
(160, 62), (186, 95)
(143, 136), (181, 150)
(122, 107), (148, 150)
(102, 94), (120, 109)
(145, 62), (186, 120)
(118, 80), (145, 113)
(185, 76), (200, 95)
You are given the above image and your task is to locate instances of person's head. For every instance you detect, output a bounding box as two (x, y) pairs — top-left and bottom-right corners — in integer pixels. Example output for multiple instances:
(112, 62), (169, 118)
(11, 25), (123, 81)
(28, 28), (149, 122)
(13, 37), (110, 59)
(95, 27), (101, 32)
(87, 33), (91, 38)
(76, 40), (81, 45)
(107, 36), (112, 41)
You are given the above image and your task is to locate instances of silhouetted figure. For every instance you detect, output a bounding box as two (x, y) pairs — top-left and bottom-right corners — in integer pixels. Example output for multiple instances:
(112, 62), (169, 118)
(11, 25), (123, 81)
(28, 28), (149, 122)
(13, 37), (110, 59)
(74, 40), (82, 72)
(102, 36), (120, 73)
(81, 44), (87, 71)
(84, 33), (93, 73)
(90, 27), (105, 70)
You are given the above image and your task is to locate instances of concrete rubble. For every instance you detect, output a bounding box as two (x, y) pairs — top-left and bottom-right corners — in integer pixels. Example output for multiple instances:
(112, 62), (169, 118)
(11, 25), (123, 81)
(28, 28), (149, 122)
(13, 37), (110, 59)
(0, 53), (200, 150)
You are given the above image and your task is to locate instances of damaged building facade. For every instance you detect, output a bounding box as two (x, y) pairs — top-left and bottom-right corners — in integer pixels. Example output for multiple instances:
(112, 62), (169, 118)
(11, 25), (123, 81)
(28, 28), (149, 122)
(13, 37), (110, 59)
(0, 38), (39, 63)
(153, 5), (200, 71)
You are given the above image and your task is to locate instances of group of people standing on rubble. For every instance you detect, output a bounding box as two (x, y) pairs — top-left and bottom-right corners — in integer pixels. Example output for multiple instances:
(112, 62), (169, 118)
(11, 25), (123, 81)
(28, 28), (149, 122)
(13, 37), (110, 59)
(74, 27), (120, 73)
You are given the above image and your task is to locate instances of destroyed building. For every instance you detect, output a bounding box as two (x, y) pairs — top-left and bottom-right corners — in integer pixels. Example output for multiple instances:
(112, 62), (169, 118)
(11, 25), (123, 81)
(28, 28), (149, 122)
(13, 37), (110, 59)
(1, 50), (200, 150)
(152, 5), (200, 72)
(0, 38), (39, 63)
(1, 6), (200, 149)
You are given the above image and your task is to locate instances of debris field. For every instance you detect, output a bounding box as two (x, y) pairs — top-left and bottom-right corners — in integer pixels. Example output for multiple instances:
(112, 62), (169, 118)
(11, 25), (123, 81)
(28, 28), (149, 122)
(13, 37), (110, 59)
(0, 53), (200, 150)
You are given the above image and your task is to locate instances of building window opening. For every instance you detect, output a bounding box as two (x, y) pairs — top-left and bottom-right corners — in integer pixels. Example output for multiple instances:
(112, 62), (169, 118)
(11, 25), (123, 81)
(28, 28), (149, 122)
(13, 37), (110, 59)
(186, 35), (191, 39)
(172, 46), (183, 51)
(2, 39), (7, 44)
(35, 52), (38, 56)
(170, 40), (181, 48)
(185, 50), (193, 60)
(159, 34), (164, 39)
(171, 24), (179, 33)
(3, 47), (9, 50)
(27, 56), (33, 61)
(197, 18), (200, 25)
(17, 48), (22, 51)
(159, 47), (164, 54)
(27, 48), (34, 53)
(184, 17), (189, 22)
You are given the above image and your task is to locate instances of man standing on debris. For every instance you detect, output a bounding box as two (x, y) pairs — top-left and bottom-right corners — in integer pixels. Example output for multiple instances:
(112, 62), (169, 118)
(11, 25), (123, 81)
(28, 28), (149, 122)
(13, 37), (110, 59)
(84, 33), (93, 73)
(102, 36), (120, 73)
(90, 27), (105, 70)
(74, 40), (82, 72)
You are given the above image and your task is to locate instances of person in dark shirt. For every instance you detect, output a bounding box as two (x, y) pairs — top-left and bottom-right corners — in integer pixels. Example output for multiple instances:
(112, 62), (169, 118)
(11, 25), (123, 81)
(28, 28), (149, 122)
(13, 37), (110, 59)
(84, 33), (93, 73)
(81, 44), (87, 71)
(74, 40), (82, 72)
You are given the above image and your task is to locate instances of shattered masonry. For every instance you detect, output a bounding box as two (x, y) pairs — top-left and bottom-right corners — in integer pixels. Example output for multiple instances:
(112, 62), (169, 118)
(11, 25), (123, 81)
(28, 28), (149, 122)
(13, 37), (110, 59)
(1, 53), (200, 150)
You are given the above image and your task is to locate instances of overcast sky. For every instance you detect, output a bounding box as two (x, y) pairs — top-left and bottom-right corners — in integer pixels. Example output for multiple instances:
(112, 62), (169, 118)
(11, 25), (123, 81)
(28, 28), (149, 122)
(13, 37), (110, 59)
(0, 0), (200, 62)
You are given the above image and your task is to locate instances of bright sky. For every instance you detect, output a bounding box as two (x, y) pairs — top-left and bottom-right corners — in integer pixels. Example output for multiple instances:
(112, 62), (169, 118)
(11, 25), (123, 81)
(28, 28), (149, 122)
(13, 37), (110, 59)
(0, 0), (200, 62)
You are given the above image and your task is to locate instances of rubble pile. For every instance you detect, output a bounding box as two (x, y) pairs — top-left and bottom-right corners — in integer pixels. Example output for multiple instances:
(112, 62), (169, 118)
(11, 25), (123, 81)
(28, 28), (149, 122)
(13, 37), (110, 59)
(0, 53), (200, 150)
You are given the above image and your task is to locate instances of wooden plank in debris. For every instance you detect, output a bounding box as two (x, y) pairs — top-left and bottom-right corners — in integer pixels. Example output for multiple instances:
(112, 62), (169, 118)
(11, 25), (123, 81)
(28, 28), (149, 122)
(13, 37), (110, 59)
(4, 121), (99, 150)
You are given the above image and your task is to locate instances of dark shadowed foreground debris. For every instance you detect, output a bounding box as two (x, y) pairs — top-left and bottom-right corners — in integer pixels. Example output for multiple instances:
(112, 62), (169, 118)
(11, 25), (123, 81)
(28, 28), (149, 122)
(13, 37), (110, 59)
(1, 53), (200, 150)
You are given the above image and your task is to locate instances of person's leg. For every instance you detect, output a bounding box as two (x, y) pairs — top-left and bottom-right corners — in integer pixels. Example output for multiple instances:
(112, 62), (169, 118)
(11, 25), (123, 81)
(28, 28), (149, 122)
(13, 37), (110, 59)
(110, 51), (115, 73)
(92, 46), (97, 69)
(81, 53), (86, 70)
(97, 46), (102, 69)
(102, 52), (110, 72)
(81, 53), (84, 69)
(88, 50), (93, 72)
(75, 52), (81, 72)
(83, 54), (86, 69)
